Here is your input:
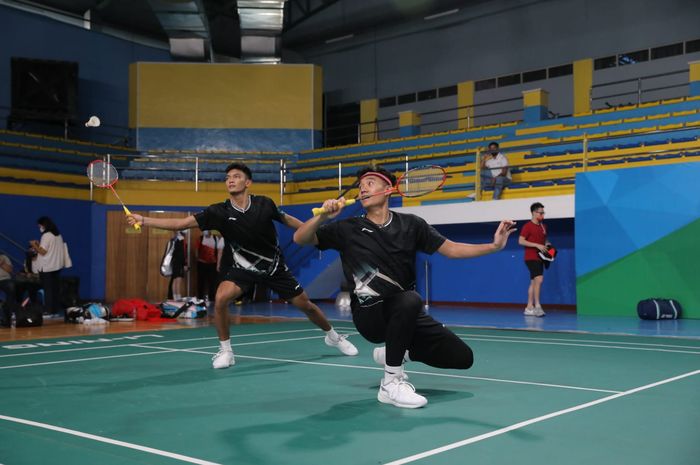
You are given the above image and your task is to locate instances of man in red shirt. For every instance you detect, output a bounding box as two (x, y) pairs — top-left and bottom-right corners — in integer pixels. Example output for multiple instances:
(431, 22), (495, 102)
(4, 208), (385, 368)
(518, 202), (551, 316)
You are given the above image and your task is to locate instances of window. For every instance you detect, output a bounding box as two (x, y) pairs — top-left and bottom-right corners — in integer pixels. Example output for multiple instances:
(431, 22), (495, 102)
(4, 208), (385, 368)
(522, 69), (547, 83)
(594, 56), (617, 70)
(438, 85), (457, 97)
(548, 64), (573, 78)
(686, 38), (700, 54)
(417, 89), (437, 101)
(397, 93), (416, 105)
(651, 43), (683, 60)
(474, 78), (496, 91)
(618, 49), (649, 66)
(497, 73), (521, 87)
(378, 96), (396, 108)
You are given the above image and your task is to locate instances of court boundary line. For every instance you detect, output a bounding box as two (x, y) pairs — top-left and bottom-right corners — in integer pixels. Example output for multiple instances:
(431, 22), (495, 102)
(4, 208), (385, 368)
(383, 369), (700, 465)
(0, 326), (357, 359)
(0, 414), (222, 465)
(457, 336), (700, 355)
(455, 332), (700, 349)
(133, 345), (622, 394)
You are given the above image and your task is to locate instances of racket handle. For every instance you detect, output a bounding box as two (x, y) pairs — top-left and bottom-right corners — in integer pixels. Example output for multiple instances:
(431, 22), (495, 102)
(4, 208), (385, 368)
(122, 206), (141, 231)
(312, 198), (356, 216)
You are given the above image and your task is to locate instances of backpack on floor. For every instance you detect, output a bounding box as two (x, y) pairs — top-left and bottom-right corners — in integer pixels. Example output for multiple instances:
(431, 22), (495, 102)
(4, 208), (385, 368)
(637, 298), (682, 320)
(15, 303), (44, 327)
(160, 298), (207, 319)
(117, 298), (161, 321)
(67, 302), (110, 323)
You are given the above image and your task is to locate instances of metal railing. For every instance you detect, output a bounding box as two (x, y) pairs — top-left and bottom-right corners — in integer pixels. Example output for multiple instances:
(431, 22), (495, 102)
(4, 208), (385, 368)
(590, 69), (688, 110)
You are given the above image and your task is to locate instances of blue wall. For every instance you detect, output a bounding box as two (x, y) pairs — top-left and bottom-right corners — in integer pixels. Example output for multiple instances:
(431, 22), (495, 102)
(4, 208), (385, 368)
(0, 5), (170, 143)
(278, 203), (576, 306)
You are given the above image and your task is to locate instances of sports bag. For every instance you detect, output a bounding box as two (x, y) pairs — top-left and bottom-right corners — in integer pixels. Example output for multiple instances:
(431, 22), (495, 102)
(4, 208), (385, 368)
(637, 298), (682, 320)
(160, 238), (176, 277)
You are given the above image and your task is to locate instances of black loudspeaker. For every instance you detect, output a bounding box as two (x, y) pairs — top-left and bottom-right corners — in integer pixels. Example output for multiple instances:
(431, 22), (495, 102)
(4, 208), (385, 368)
(10, 57), (79, 122)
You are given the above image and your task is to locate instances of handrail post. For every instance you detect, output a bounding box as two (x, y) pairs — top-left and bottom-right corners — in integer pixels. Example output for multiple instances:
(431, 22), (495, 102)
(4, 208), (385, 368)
(582, 133), (589, 171)
(338, 162), (342, 195)
(637, 78), (642, 105)
(279, 158), (285, 206)
(195, 156), (199, 192)
(475, 149), (482, 201)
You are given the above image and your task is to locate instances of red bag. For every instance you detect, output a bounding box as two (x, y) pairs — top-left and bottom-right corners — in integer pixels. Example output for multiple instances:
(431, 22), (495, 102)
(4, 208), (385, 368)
(112, 298), (161, 320)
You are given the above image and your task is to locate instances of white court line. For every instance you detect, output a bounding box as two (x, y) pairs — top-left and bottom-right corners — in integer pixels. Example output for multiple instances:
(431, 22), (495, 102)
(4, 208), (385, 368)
(456, 332), (700, 350)
(0, 414), (222, 465)
(0, 334), (343, 370)
(137, 345), (620, 394)
(384, 369), (700, 465)
(458, 336), (700, 355)
(0, 326), (356, 359)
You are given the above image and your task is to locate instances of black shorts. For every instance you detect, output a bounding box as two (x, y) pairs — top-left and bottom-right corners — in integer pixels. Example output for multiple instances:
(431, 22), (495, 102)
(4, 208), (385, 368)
(220, 266), (304, 301)
(525, 260), (544, 279)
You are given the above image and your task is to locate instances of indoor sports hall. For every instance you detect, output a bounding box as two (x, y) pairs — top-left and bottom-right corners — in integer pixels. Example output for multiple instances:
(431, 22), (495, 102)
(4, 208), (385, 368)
(0, 1), (698, 464)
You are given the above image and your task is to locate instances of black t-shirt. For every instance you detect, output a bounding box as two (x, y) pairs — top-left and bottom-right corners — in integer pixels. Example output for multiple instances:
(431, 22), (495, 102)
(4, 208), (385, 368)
(316, 211), (446, 306)
(195, 195), (286, 276)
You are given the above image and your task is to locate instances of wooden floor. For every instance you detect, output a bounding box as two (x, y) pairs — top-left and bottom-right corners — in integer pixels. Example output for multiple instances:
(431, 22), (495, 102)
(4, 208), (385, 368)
(0, 315), (292, 342)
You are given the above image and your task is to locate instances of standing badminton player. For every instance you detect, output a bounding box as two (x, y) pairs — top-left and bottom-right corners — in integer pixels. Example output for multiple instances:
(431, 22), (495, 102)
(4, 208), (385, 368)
(519, 202), (551, 317)
(294, 165), (517, 409)
(127, 163), (358, 369)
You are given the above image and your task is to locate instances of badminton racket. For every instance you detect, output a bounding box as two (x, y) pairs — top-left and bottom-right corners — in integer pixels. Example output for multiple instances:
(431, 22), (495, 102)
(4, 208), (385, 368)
(87, 160), (140, 230)
(312, 165), (447, 216)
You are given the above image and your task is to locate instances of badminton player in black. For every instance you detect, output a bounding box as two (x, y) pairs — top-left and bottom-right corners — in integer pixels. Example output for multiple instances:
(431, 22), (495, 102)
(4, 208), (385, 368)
(127, 163), (358, 369)
(294, 165), (516, 408)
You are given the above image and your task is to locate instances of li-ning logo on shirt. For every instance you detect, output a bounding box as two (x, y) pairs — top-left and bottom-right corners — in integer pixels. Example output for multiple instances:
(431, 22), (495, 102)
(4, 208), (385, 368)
(228, 217), (238, 221)
(361, 228), (373, 233)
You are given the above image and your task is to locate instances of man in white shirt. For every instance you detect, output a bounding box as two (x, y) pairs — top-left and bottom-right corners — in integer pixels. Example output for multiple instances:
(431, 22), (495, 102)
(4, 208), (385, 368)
(480, 141), (512, 200)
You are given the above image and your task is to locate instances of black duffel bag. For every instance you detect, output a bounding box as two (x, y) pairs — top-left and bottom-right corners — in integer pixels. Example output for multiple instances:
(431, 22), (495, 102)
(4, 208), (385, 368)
(637, 298), (682, 320)
(15, 303), (44, 327)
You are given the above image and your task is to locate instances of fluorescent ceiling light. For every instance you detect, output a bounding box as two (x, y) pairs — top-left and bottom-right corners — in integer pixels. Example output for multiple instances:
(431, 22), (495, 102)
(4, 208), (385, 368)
(325, 34), (354, 44)
(424, 9), (459, 21)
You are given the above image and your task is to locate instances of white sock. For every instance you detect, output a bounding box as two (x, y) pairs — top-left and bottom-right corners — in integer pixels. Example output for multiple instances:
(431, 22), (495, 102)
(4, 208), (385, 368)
(384, 364), (403, 384)
(325, 327), (339, 342)
(404, 350), (410, 362)
(220, 339), (232, 352)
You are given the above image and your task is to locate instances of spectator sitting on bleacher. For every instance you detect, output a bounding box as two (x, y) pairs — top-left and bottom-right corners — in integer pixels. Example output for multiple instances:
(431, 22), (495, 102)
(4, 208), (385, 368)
(480, 142), (512, 200)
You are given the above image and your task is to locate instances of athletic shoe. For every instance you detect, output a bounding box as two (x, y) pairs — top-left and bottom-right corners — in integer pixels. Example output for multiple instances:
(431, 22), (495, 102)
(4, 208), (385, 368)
(534, 305), (546, 317)
(524, 307), (537, 316)
(377, 377), (427, 408)
(373, 346), (386, 366)
(212, 349), (235, 369)
(325, 334), (358, 356)
(373, 347), (410, 379)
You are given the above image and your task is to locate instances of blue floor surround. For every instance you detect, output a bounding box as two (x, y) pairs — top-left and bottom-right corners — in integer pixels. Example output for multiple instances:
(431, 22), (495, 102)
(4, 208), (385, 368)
(231, 302), (700, 339)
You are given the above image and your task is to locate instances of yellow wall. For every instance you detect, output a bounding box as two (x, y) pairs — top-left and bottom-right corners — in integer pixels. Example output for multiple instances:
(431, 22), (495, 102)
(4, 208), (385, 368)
(129, 63), (322, 130)
(573, 58), (593, 114)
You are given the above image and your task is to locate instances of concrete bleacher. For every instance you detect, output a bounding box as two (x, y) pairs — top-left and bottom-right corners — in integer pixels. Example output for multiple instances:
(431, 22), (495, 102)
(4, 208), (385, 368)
(2, 95), (700, 203)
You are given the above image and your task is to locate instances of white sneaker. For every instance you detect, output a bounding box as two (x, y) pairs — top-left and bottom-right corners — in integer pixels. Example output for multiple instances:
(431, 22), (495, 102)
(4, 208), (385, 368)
(373, 346), (386, 366)
(534, 305), (546, 317)
(378, 377), (427, 409)
(325, 334), (359, 356)
(524, 307), (537, 316)
(212, 350), (235, 369)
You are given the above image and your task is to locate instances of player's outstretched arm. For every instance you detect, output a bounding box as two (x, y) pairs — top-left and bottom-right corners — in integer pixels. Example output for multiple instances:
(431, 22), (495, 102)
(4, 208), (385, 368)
(438, 220), (516, 259)
(127, 214), (198, 231)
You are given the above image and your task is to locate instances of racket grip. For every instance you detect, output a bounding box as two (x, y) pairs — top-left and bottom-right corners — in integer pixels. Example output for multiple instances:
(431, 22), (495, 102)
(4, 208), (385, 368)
(123, 206), (141, 231)
(312, 198), (356, 216)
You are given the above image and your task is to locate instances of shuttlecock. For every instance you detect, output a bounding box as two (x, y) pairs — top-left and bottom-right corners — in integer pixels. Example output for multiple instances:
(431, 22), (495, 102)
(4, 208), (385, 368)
(85, 116), (101, 127)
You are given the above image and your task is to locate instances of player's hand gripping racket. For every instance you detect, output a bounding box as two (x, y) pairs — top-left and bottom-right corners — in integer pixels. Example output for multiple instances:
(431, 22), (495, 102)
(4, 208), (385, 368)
(87, 160), (140, 230)
(312, 165), (447, 216)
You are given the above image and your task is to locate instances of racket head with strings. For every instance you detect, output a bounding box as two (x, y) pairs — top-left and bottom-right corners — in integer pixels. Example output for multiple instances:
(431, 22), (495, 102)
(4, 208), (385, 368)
(395, 165), (447, 197)
(86, 159), (119, 188)
(86, 160), (140, 230)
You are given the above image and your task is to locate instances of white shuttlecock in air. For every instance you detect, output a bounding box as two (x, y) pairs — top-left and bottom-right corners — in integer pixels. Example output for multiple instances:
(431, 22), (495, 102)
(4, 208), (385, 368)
(85, 116), (101, 127)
